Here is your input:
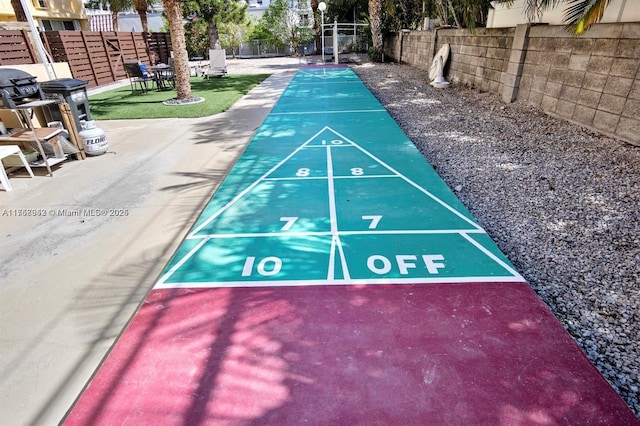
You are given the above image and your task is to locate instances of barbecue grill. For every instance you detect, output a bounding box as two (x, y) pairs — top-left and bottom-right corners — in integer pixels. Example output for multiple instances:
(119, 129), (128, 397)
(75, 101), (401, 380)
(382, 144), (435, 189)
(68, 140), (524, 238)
(0, 68), (45, 108)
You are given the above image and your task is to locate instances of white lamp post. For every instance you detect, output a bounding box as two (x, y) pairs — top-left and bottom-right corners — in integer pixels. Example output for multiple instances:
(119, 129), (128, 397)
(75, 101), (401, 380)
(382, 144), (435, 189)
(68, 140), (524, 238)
(318, 2), (326, 63)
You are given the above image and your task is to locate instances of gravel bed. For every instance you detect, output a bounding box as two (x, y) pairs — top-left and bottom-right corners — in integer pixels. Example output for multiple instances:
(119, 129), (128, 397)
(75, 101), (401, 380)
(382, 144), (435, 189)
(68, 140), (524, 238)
(352, 61), (639, 417)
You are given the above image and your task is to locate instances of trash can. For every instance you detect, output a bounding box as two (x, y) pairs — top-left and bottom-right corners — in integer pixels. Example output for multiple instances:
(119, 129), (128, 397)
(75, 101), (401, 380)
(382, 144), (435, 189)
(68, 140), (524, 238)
(40, 78), (90, 132)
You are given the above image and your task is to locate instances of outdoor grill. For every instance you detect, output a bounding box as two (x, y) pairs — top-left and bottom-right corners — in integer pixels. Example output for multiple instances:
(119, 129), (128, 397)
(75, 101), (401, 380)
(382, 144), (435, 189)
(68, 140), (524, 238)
(0, 68), (45, 108)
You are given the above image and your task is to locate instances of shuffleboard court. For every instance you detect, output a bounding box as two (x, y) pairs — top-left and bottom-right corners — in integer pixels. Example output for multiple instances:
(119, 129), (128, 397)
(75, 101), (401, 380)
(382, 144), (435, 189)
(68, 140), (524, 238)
(64, 67), (638, 424)
(155, 67), (521, 288)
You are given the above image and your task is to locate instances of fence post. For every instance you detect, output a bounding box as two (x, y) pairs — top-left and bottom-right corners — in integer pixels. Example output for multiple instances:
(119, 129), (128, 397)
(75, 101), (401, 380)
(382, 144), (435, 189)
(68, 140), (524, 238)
(22, 29), (38, 63)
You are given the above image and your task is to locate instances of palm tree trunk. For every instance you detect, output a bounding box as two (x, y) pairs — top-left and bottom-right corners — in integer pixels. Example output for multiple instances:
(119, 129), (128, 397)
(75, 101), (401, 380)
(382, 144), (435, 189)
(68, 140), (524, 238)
(134, 0), (150, 33)
(10, 0), (27, 21)
(138, 11), (149, 33)
(311, 0), (321, 53)
(112, 11), (119, 32)
(208, 22), (221, 50)
(163, 0), (192, 100)
(368, 0), (383, 60)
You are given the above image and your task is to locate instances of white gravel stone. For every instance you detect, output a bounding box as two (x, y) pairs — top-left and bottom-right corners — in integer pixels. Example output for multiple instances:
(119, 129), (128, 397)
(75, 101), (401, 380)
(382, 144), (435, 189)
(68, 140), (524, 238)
(352, 60), (640, 418)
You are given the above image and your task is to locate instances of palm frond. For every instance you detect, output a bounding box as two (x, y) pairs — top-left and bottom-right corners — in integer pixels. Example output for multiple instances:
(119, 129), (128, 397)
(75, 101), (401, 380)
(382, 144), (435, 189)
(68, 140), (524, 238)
(563, 0), (611, 35)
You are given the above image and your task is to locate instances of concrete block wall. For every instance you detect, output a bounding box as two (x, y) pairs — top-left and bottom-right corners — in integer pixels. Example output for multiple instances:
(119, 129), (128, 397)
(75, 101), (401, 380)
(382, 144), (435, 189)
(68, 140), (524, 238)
(385, 23), (640, 146)
(438, 28), (515, 94)
(518, 23), (640, 144)
(399, 32), (435, 70)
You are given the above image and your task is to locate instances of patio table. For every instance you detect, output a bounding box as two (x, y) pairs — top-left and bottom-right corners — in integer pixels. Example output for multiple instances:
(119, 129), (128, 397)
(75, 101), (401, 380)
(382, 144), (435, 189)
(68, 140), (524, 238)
(149, 64), (175, 91)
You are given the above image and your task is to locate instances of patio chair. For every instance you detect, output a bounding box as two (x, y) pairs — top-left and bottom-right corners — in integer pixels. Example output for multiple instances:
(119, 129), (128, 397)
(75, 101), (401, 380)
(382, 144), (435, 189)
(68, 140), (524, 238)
(204, 49), (227, 78)
(123, 61), (155, 94)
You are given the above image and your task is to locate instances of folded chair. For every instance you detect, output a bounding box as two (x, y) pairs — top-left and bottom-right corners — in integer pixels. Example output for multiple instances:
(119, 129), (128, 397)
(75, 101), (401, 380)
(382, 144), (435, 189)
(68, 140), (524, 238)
(204, 49), (228, 78)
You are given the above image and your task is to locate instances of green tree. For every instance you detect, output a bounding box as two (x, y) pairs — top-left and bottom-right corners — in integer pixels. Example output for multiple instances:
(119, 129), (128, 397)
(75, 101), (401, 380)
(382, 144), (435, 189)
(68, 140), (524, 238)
(419, 0), (492, 31)
(330, 0), (369, 22)
(257, 0), (312, 53)
(182, 0), (248, 50)
(219, 20), (253, 58)
(184, 17), (209, 58)
(257, 0), (289, 47)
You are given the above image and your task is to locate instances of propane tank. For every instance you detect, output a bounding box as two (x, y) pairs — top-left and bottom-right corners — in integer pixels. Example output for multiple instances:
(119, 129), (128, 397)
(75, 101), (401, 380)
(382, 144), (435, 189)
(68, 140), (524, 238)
(79, 120), (108, 156)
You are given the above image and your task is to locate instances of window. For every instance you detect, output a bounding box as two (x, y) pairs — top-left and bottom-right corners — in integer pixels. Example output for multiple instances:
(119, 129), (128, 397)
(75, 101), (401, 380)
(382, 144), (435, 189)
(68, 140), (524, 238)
(41, 20), (78, 31)
(34, 0), (47, 8)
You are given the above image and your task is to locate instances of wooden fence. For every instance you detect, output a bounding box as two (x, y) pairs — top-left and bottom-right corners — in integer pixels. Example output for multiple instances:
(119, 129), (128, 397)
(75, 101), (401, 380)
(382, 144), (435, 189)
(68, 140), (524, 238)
(0, 29), (171, 88)
(0, 30), (39, 65)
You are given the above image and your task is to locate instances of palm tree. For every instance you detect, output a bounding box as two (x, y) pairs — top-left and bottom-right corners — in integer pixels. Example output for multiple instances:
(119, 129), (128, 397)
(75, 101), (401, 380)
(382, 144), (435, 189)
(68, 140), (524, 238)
(133, 0), (152, 33)
(104, 0), (133, 30)
(369, 0), (383, 60)
(311, 0), (321, 52)
(162, 0), (192, 100)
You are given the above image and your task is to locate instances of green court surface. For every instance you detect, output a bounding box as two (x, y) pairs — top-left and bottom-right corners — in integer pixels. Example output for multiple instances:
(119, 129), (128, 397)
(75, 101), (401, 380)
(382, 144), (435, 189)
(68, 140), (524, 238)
(155, 67), (523, 289)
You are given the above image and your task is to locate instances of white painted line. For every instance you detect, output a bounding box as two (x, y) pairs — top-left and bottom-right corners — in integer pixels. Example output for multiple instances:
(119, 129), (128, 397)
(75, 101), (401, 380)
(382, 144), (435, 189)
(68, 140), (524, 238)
(186, 229), (485, 239)
(188, 126), (333, 238)
(460, 232), (525, 281)
(154, 275), (527, 289)
(185, 231), (330, 239)
(338, 229), (485, 236)
(327, 235), (336, 280)
(326, 145), (338, 235)
(264, 176), (328, 181)
(324, 126), (484, 232)
(304, 144), (352, 148)
(155, 237), (211, 287)
(325, 145), (350, 278)
(336, 235), (350, 280)
(333, 175), (397, 179)
(271, 110), (387, 115)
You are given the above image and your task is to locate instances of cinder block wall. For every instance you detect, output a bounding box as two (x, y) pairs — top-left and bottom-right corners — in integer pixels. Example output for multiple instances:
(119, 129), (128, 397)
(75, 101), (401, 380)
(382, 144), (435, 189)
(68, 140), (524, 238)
(520, 24), (639, 144)
(438, 28), (515, 94)
(385, 23), (640, 146)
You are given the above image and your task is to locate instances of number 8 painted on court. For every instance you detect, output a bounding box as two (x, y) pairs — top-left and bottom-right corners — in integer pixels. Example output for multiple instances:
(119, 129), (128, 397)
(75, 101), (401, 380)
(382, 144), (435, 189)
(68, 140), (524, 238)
(296, 168), (310, 177)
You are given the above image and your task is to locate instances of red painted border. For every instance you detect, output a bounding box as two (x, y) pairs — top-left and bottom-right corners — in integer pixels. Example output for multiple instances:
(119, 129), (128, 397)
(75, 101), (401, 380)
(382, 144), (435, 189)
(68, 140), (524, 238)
(65, 282), (637, 425)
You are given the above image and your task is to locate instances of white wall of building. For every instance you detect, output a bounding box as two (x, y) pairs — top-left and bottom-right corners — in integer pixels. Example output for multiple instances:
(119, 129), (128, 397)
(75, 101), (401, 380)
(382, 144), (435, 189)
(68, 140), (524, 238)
(487, 0), (640, 28)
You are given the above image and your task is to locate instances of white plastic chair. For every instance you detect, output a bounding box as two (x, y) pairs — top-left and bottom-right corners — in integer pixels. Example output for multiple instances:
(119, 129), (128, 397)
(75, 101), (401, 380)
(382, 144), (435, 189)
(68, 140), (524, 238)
(0, 145), (35, 191)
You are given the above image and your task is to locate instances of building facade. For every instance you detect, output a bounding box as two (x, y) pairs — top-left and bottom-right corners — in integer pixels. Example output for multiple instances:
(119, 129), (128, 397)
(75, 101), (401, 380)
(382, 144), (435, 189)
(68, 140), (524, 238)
(0, 0), (89, 30)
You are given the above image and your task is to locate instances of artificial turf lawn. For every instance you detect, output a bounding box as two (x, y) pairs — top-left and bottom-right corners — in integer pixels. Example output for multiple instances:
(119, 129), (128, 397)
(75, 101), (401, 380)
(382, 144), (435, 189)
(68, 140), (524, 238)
(88, 74), (270, 120)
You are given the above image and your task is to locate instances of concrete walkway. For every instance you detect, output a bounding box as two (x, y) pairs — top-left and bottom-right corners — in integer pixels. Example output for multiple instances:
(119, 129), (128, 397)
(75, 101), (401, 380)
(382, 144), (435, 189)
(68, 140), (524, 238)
(0, 70), (295, 425)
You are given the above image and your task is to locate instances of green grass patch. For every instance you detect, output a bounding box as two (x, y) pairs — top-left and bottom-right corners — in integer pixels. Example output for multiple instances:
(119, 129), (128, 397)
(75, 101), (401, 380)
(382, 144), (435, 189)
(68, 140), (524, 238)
(89, 74), (270, 120)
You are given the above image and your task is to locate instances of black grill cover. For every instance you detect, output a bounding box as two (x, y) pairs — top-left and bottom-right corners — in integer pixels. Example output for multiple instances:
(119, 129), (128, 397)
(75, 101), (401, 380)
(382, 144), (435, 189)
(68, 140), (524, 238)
(0, 68), (45, 108)
(40, 78), (88, 92)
